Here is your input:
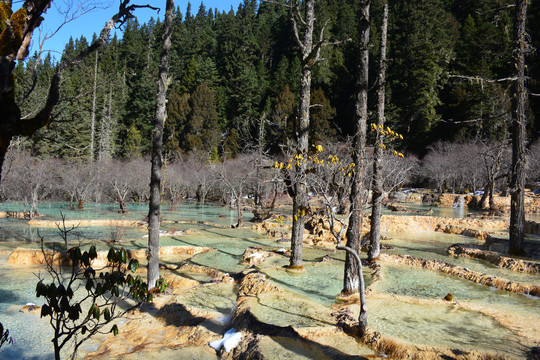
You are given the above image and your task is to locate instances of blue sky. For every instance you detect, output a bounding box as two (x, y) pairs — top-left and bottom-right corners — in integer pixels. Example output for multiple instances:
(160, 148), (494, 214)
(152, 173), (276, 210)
(31, 1), (244, 60)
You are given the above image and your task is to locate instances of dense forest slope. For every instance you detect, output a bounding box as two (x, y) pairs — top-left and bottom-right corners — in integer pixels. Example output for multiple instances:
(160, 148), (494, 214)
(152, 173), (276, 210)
(13, 0), (540, 160)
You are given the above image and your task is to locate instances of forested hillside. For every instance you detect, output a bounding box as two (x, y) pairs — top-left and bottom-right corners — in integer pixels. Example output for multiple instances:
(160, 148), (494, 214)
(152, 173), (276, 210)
(12, 0), (540, 160)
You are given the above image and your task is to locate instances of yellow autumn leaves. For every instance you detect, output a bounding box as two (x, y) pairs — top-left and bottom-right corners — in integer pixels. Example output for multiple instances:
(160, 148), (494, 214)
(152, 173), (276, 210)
(370, 123), (404, 158)
(273, 145), (356, 177)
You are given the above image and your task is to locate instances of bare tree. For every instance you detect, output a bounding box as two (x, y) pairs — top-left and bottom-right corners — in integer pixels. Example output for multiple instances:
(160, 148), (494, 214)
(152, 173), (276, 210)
(344, 0), (370, 296)
(380, 152), (418, 191)
(212, 154), (258, 227)
(421, 141), (455, 193)
(477, 141), (510, 209)
(266, 0), (338, 269)
(509, 0), (529, 255)
(147, 0), (174, 291)
(164, 160), (188, 205)
(129, 158), (151, 203)
(104, 160), (137, 213)
(182, 152), (215, 203)
(0, 0), (157, 183)
(60, 160), (100, 209)
(287, 0), (318, 269)
(0, 149), (57, 217)
(368, 2), (388, 262)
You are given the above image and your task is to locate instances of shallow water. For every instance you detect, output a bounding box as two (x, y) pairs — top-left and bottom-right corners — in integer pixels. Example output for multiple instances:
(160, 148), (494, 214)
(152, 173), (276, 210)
(374, 263), (540, 312)
(0, 201), (242, 225)
(382, 203), (475, 218)
(365, 297), (528, 358)
(177, 283), (238, 316)
(0, 202), (538, 359)
(384, 231), (540, 286)
(262, 260), (371, 306)
(0, 255), (54, 360)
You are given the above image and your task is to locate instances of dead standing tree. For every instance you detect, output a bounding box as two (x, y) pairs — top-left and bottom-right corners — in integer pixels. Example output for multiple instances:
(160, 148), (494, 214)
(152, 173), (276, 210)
(509, 0), (529, 255)
(0, 0), (157, 182)
(343, 0), (370, 296)
(368, 2), (388, 262)
(147, 0), (174, 292)
(266, 0), (338, 270)
(288, 0), (317, 270)
(211, 154), (258, 228)
(447, 1), (531, 255)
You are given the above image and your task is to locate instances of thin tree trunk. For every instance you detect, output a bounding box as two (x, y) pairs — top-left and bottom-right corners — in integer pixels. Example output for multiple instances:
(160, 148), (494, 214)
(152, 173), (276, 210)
(89, 50), (98, 161)
(256, 114), (265, 206)
(509, 0), (527, 256)
(289, 0), (316, 269)
(368, 2), (388, 262)
(344, 0), (370, 294)
(147, 0), (174, 290)
(236, 194), (243, 227)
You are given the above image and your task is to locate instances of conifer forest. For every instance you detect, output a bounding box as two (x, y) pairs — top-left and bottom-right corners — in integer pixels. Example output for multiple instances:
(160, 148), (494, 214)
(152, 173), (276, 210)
(11, 0), (540, 162)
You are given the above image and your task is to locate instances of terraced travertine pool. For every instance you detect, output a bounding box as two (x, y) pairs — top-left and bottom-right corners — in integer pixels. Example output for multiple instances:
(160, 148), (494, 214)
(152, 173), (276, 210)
(0, 201), (538, 359)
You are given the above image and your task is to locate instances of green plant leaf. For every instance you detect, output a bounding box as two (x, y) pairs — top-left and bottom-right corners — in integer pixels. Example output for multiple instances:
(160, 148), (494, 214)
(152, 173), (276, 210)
(128, 259), (139, 273)
(89, 245), (98, 259)
(40, 304), (51, 317)
(103, 308), (111, 321)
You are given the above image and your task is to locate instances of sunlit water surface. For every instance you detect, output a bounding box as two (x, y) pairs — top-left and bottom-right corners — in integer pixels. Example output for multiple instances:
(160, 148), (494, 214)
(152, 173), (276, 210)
(0, 202), (537, 359)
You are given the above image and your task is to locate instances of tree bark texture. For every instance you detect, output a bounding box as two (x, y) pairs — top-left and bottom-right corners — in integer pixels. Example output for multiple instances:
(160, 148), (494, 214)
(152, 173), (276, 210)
(344, 0), (370, 293)
(289, 0), (316, 268)
(368, 3), (388, 262)
(147, 0), (174, 290)
(509, 0), (527, 256)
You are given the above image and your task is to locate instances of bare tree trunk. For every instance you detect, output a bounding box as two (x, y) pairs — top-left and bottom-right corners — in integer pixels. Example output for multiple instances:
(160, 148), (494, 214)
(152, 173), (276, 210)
(89, 50), (98, 161)
(290, 0), (316, 269)
(344, 0), (370, 294)
(236, 194), (243, 227)
(256, 114), (265, 207)
(147, 0), (174, 291)
(368, 2), (388, 262)
(509, 0), (528, 256)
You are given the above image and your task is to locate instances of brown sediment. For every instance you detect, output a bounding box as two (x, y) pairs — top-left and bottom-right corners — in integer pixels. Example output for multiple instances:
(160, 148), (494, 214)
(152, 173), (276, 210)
(255, 213), (508, 249)
(162, 219), (233, 229)
(8, 248), (71, 266)
(368, 261), (383, 291)
(85, 299), (222, 359)
(379, 253), (540, 297)
(127, 245), (211, 259)
(28, 218), (147, 228)
(377, 215), (508, 233)
(524, 220), (540, 236)
(237, 271), (283, 297)
(241, 247), (277, 266)
(160, 274), (200, 291)
(359, 329), (507, 360)
(176, 262), (232, 282)
(286, 264), (306, 273)
(0, 211), (36, 219)
(7, 245), (212, 267)
(448, 244), (540, 275)
(435, 224), (496, 240)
